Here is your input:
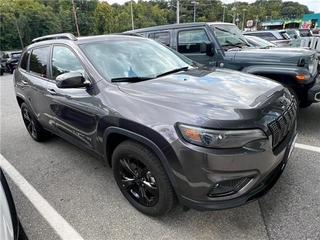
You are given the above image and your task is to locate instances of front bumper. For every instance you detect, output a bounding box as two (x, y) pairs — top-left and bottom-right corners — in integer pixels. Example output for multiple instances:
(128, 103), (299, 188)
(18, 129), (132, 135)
(171, 121), (297, 211)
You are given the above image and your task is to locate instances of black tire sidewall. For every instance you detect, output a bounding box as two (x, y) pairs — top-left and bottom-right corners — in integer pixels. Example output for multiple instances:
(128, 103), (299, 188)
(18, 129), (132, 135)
(21, 103), (48, 142)
(112, 141), (173, 216)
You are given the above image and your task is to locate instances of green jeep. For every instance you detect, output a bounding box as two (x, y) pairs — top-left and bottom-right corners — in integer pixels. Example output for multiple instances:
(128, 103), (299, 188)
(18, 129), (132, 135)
(127, 22), (320, 108)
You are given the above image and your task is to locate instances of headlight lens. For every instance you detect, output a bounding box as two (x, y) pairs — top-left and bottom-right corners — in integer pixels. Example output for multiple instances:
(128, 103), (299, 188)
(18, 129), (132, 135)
(178, 124), (267, 149)
(308, 57), (317, 75)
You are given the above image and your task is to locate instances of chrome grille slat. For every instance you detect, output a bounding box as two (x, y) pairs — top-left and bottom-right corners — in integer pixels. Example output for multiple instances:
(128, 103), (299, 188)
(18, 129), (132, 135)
(268, 100), (297, 148)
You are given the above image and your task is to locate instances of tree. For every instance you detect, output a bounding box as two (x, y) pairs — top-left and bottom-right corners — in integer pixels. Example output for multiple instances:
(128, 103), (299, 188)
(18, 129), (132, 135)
(92, 2), (114, 34)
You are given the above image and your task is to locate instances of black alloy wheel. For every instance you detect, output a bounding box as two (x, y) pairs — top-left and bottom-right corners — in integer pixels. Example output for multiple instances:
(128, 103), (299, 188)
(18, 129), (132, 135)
(22, 107), (37, 139)
(112, 140), (175, 216)
(21, 103), (50, 142)
(119, 157), (159, 207)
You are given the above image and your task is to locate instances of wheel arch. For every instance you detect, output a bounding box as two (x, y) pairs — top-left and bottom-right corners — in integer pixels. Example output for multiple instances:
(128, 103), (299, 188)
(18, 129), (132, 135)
(103, 127), (182, 199)
(16, 96), (25, 108)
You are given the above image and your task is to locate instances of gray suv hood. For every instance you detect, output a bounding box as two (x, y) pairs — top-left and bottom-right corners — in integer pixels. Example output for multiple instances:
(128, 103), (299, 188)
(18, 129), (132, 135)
(118, 68), (284, 121)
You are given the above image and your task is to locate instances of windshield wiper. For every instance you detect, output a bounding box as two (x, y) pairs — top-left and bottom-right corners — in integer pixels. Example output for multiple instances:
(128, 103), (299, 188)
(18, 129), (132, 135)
(215, 26), (231, 34)
(111, 76), (153, 83)
(156, 67), (189, 78)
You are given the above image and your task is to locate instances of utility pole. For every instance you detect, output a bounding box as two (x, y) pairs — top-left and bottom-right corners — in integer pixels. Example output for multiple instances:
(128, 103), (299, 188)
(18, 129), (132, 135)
(242, 8), (247, 30)
(176, 0), (180, 24)
(222, 5), (227, 22)
(191, 1), (198, 23)
(71, 0), (80, 36)
(131, 0), (134, 30)
(231, 0), (236, 24)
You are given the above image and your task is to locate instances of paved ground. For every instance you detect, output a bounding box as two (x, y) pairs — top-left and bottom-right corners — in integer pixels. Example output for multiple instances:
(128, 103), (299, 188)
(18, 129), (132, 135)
(1, 73), (319, 240)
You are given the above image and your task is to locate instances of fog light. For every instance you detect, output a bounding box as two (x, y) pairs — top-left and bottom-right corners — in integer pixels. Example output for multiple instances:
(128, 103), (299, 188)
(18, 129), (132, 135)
(208, 178), (251, 197)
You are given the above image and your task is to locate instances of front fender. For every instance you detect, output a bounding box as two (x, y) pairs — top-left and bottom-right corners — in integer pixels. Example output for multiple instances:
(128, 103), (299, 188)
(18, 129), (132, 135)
(103, 126), (183, 202)
(242, 65), (313, 85)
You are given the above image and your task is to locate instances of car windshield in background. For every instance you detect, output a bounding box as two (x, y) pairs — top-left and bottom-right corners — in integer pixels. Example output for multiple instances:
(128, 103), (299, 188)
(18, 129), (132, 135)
(80, 38), (191, 81)
(245, 36), (277, 48)
(279, 31), (290, 40)
(210, 24), (249, 48)
(11, 53), (21, 59)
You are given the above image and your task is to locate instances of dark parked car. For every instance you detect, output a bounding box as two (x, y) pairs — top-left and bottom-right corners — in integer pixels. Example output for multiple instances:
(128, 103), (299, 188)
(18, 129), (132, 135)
(14, 33), (298, 216)
(0, 51), (22, 74)
(127, 22), (320, 108)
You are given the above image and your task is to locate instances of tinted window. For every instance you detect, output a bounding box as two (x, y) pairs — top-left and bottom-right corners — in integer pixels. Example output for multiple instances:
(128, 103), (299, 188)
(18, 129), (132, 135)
(178, 29), (209, 53)
(10, 53), (21, 59)
(148, 32), (170, 46)
(29, 47), (50, 78)
(52, 46), (84, 79)
(279, 32), (290, 40)
(20, 51), (30, 70)
(261, 32), (276, 41)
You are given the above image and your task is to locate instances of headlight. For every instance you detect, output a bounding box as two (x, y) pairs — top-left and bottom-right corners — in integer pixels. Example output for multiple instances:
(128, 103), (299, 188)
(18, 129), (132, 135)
(308, 57), (317, 75)
(178, 124), (267, 149)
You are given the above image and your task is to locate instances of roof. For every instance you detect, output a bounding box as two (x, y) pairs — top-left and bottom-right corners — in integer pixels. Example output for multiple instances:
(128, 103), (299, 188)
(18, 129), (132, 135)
(28, 33), (148, 48)
(125, 22), (234, 33)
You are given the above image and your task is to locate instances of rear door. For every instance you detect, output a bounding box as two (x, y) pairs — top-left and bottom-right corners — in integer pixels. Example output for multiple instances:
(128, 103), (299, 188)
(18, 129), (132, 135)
(16, 47), (54, 131)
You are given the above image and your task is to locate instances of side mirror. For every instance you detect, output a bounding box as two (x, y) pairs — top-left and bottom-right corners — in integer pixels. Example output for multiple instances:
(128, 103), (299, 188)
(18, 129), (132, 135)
(200, 41), (214, 56)
(56, 72), (90, 88)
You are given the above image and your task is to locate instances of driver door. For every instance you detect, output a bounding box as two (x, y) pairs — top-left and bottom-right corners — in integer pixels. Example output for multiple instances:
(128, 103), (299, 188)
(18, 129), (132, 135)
(46, 45), (97, 150)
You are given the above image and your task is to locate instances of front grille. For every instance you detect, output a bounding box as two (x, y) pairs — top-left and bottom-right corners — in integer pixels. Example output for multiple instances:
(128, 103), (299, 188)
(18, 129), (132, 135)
(268, 100), (297, 148)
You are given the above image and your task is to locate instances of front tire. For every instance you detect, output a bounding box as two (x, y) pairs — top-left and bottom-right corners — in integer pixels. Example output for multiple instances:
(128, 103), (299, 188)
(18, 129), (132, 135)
(21, 103), (50, 142)
(112, 140), (175, 216)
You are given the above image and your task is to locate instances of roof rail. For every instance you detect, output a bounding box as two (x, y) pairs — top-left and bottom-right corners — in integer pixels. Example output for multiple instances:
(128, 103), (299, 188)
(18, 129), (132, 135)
(31, 33), (77, 43)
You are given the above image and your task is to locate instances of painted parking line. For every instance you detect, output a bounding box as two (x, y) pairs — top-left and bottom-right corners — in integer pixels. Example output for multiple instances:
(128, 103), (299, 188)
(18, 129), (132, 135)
(0, 154), (85, 240)
(295, 143), (320, 153)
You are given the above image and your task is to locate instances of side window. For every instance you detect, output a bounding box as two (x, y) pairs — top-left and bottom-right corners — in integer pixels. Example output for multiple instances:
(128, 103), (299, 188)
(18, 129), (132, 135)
(262, 32), (277, 41)
(148, 32), (170, 46)
(29, 47), (50, 78)
(178, 29), (209, 53)
(52, 46), (85, 79)
(20, 51), (30, 70)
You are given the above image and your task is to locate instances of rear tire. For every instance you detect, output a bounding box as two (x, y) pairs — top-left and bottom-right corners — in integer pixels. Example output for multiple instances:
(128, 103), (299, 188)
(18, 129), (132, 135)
(21, 103), (51, 142)
(112, 140), (175, 216)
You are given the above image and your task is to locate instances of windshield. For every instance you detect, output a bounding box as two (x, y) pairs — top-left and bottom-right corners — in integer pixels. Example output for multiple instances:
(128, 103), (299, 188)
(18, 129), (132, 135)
(246, 36), (277, 47)
(80, 37), (191, 80)
(210, 24), (249, 48)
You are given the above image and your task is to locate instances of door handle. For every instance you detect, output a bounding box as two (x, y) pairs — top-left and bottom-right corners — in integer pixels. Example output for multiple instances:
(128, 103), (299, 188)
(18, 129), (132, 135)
(47, 89), (57, 95)
(21, 80), (28, 85)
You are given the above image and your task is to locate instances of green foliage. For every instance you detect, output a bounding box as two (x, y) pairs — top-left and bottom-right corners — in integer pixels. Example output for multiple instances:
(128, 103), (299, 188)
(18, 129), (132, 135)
(0, 0), (314, 51)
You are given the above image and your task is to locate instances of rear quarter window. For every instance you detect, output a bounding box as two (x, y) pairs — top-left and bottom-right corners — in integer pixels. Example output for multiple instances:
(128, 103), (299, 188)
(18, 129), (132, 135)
(148, 32), (170, 46)
(20, 51), (30, 70)
(29, 47), (50, 78)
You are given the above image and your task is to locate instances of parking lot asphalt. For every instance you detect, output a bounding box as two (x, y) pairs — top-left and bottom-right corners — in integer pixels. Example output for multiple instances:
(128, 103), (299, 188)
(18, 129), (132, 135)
(1, 73), (319, 240)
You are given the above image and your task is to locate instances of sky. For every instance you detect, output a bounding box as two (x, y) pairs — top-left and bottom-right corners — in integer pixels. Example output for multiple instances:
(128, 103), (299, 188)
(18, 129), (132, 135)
(106, 0), (320, 14)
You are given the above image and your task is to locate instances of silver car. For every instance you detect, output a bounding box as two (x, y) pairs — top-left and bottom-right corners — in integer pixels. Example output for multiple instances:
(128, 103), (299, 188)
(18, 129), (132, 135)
(243, 30), (292, 47)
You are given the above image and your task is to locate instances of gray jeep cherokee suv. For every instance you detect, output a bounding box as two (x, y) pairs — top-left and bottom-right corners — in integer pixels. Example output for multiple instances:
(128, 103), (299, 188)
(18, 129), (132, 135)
(14, 33), (297, 216)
